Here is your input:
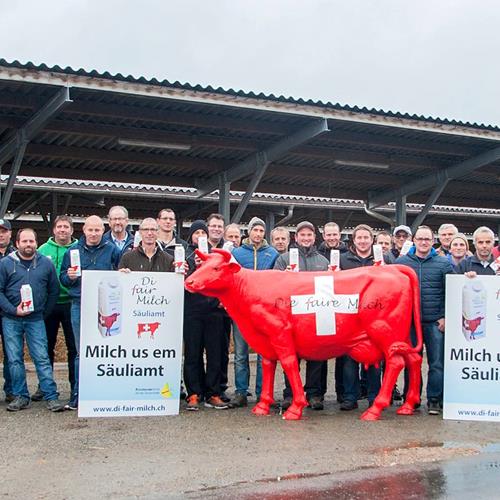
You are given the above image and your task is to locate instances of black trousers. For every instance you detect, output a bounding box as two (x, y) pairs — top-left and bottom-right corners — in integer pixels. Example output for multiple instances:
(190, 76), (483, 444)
(44, 302), (77, 392)
(183, 311), (225, 399)
(220, 314), (231, 392)
(283, 360), (328, 399)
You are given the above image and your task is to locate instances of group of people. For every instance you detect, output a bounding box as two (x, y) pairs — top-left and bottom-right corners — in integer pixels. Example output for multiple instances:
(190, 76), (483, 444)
(0, 206), (498, 417)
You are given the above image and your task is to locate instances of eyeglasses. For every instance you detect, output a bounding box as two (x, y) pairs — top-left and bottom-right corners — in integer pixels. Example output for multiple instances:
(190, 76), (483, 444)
(414, 237), (433, 242)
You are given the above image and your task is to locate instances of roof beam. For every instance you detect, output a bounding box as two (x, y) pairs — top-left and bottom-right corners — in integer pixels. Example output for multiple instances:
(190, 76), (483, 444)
(367, 145), (500, 209)
(196, 119), (329, 198)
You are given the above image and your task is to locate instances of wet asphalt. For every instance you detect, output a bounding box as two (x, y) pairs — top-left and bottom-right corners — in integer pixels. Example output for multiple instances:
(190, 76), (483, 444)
(1, 361), (499, 499)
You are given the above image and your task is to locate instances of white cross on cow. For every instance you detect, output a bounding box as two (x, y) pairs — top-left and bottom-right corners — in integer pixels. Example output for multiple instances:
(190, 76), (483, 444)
(142, 324), (150, 332)
(291, 275), (359, 335)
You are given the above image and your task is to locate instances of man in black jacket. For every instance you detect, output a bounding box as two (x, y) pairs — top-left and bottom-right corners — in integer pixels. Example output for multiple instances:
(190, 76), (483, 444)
(457, 226), (497, 276)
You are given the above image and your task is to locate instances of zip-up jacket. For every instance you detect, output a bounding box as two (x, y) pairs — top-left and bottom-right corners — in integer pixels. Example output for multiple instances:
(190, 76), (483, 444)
(274, 245), (329, 272)
(232, 238), (278, 270)
(456, 254), (497, 276)
(157, 232), (188, 258)
(38, 237), (77, 304)
(60, 236), (121, 300)
(0, 251), (59, 320)
(119, 244), (174, 272)
(318, 241), (348, 261)
(102, 230), (134, 257)
(396, 247), (455, 322)
(340, 250), (392, 270)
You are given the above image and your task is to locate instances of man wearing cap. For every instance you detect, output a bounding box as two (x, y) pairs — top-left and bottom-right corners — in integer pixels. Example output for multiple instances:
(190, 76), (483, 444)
(392, 225), (413, 259)
(274, 221), (329, 410)
(230, 217), (279, 407)
(0, 218), (15, 402)
(457, 226), (497, 276)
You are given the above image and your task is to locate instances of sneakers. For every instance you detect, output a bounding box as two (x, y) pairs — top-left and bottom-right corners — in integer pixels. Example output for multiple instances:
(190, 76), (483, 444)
(31, 388), (44, 402)
(6, 396), (31, 412)
(231, 393), (248, 408)
(47, 399), (66, 412)
(65, 398), (78, 411)
(428, 400), (441, 415)
(281, 397), (292, 411)
(186, 394), (200, 411)
(220, 391), (231, 403)
(204, 395), (229, 410)
(5, 393), (15, 404)
(308, 396), (324, 411)
(340, 400), (358, 411)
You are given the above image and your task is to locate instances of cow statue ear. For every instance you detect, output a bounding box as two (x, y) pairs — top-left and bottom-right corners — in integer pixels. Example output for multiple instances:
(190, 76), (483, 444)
(227, 262), (241, 274)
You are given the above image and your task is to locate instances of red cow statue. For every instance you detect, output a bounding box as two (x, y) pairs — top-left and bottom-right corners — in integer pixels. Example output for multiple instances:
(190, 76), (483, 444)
(185, 249), (423, 421)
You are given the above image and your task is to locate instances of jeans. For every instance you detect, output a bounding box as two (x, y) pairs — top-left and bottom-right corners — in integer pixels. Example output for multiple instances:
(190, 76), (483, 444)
(70, 301), (81, 401)
(44, 302), (77, 393)
(233, 321), (262, 397)
(422, 322), (444, 402)
(2, 317), (59, 400)
(0, 318), (12, 396)
(342, 355), (381, 404)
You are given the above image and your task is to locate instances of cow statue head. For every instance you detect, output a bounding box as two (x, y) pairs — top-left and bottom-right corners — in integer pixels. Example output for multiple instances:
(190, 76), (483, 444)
(185, 248), (241, 296)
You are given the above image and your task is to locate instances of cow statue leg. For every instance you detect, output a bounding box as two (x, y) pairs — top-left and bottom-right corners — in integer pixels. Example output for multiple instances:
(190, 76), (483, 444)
(280, 354), (308, 420)
(397, 352), (422, 415)
(252, 358), (277, 416)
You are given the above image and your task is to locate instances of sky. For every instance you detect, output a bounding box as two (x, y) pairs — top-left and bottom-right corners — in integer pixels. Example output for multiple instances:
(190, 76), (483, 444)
(1, 1), (500, 126)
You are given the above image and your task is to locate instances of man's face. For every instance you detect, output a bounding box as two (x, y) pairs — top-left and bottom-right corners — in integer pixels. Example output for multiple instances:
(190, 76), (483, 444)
(249, 226), (265, 246)
(108, 208), (128, 236)
(207, 218), (224, 243)
(450, 238), (467, 259)
(83, 219), (104, 246)
(139, 224), (159, 246)
(296, 228), (315, 248)
(17, 230), (37, 258)
(376, 234), (392, 253)
(474, 232), (494, 260)
(157, 210), (176, 233)
(393, 230), (410, 250)
(323, 227), (341, 248)
(53, 221), (73, 245)
(439, 227), (457, 249)
(272, 232), (289, 253)
(224, 227), (241, 247)
(353, 230), (373, 255)
(413, 229), (434, 256)
(191, 229), (207, 246)
(0, 227), (12, 249)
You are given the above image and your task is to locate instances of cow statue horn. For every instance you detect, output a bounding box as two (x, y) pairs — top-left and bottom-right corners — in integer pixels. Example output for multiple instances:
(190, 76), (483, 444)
(212, 248), (232, 261)
(194, 249), (208, 260)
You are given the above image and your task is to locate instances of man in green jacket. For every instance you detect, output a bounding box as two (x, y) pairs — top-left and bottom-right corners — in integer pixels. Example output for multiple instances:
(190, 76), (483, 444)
(35, 215), (78, 400)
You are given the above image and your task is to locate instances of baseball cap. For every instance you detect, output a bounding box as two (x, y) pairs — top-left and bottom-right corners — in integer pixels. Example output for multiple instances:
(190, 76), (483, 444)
(393, 225), (412, 237)
(0, 219), (11, 230)
(296, 221), (315, 233)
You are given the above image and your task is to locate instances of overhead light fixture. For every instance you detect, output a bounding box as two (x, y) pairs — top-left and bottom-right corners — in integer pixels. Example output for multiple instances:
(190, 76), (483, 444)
(334, 160), (390, 170)
(117, 138), (192, 151)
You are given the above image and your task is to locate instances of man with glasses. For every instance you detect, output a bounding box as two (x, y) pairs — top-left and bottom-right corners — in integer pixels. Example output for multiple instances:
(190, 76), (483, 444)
(119, 218), (174, 272)
(104, 206), (134, 257)
(396, 225), (454, 415)
(391, 225), (412, 259)
(156, 208), (187, 257)
(207, 213), (225, 249)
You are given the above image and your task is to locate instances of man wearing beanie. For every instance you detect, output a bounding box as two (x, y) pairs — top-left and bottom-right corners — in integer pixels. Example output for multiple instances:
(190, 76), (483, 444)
(183, 220), (229, 411)
(231, 217), (279, 407)
(274, 221), (329, 411)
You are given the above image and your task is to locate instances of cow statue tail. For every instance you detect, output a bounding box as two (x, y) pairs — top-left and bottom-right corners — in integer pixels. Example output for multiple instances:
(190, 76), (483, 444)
(398, 265), (423, 353)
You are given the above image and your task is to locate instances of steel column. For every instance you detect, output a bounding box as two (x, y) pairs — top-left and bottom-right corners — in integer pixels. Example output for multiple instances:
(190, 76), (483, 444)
(218, 173), (231, 223)
(395, 196), (407, 226)
(265, 212), (275, 241)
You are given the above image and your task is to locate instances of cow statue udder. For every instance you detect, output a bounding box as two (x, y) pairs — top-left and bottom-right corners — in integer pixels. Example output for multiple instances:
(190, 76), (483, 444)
(185, 249), (423, 421)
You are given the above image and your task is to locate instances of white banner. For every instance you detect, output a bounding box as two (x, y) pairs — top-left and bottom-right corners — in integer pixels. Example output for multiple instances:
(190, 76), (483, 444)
(443, 275), (500, 421)
(79, 271), (184, 417)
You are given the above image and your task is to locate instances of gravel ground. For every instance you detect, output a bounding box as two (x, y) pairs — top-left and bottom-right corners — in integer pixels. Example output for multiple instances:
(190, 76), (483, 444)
(1, 360), (498, 499)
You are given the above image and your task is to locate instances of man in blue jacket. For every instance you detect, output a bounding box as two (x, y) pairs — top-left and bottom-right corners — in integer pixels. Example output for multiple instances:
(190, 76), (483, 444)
(231, 217), (279, 407)
(102, 206), (134, 257)
(60, 215), (121, 409)
(0, 228), (64, 412)
(396, 225), (455, 415)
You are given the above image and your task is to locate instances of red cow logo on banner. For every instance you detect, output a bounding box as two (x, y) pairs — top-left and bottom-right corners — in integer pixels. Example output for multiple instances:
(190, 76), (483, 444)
(185, 249), (423, 421)
(137, 322), (161, 339)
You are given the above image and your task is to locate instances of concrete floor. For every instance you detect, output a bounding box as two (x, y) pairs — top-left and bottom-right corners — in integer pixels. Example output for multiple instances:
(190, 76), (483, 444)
(1, 360), (499, 499)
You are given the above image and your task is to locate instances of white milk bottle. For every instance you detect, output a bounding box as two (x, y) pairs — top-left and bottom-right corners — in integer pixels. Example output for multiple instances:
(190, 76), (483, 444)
(373, 244), (384, 266)
(462, 280), (487, 341)
(329, 249), (340, 272)
(289, 248), (299, 272)
(98, 277), (122, 337)
(20, 284), (34, 312)
(174, 244), (185, 273)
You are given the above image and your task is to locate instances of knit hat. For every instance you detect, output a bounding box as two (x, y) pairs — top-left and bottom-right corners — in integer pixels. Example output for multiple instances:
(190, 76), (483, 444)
(188, 220), (208, 243)
(248, 216), (266, 232)
(450, 232), (470, 251)
(296, 221), (315, 233)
